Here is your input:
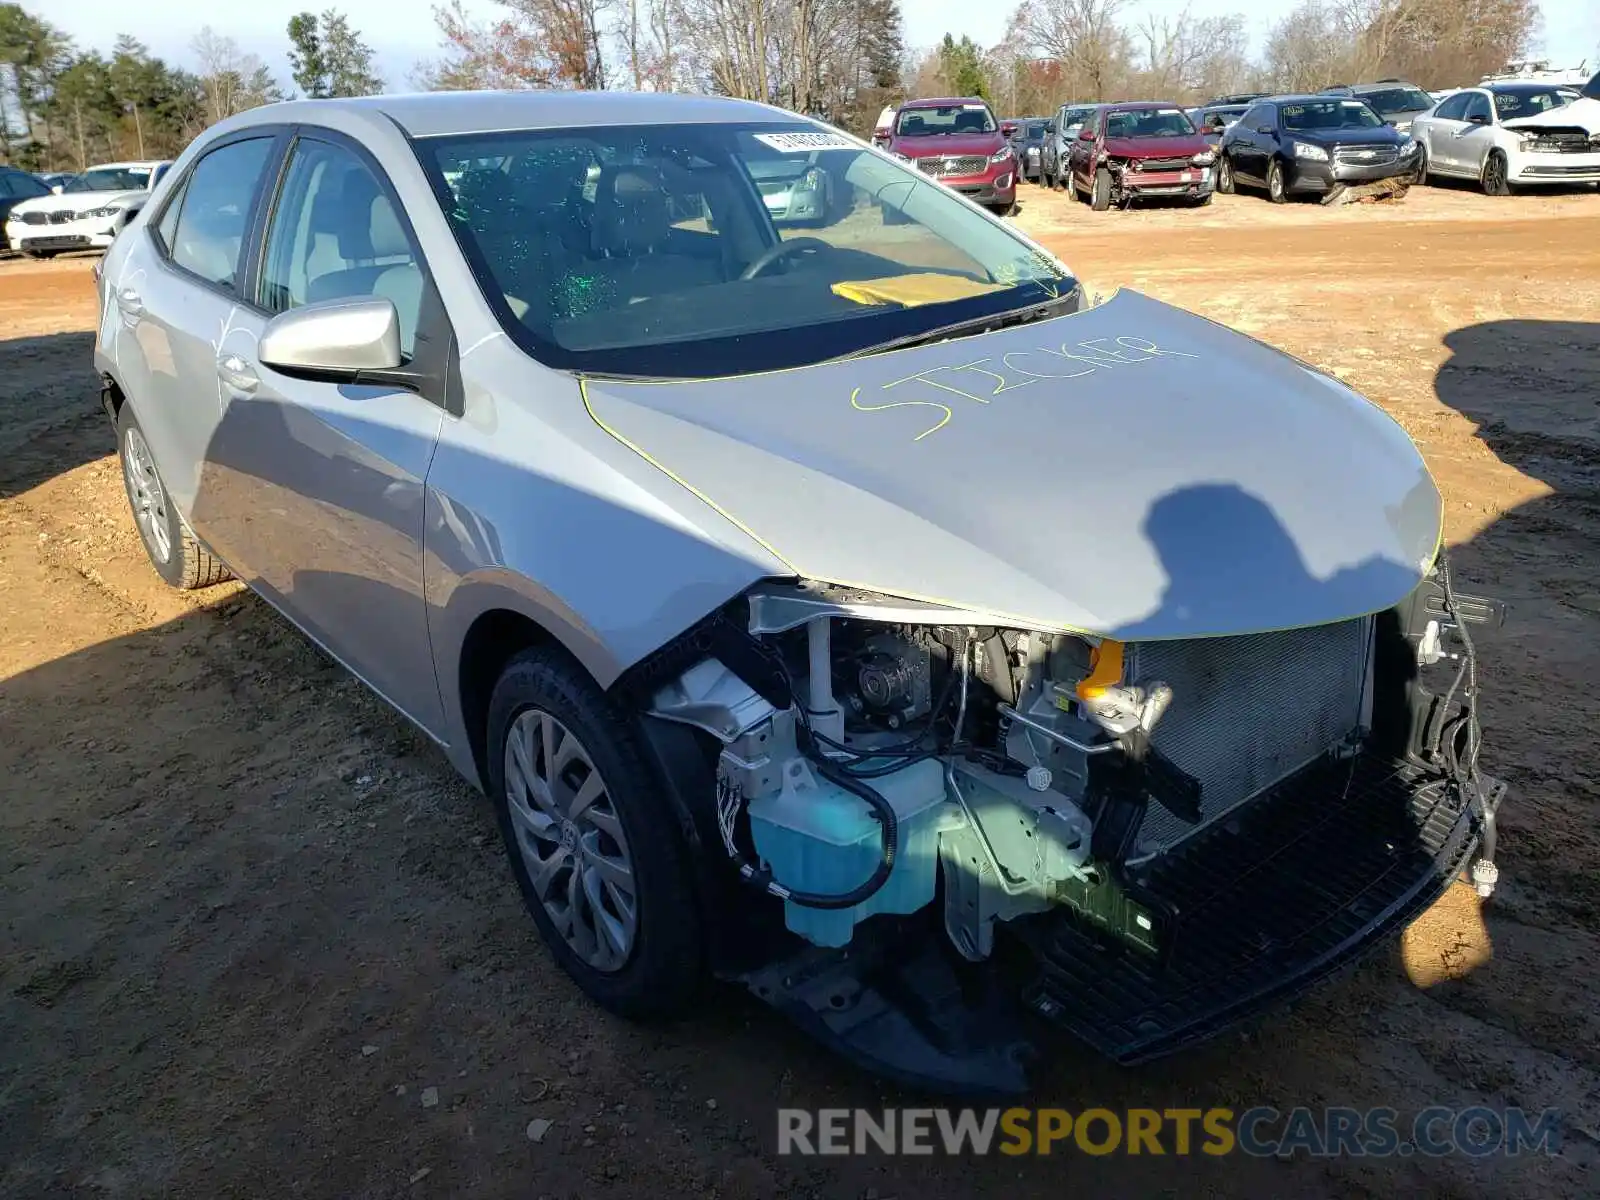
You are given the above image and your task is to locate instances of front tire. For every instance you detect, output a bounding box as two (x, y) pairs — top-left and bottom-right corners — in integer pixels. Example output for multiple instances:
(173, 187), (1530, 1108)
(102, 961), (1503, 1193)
(1267, 158), (1288, 203)
(1412, 143), (1430, 184)
(1090, 168), (1113, 210)
(488, 646), (703, 1020)
(117, 405), (230, 590)
(1481, 150), (1512, 196)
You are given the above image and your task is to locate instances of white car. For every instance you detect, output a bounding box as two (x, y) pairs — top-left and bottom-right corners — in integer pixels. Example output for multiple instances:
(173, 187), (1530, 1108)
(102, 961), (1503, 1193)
(1412, 81), (1600, 193)
(4, 160), (174, 257)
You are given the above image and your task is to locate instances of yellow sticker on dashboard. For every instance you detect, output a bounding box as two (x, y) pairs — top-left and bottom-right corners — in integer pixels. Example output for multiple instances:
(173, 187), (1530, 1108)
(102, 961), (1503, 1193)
(831, 274), (1012, 308)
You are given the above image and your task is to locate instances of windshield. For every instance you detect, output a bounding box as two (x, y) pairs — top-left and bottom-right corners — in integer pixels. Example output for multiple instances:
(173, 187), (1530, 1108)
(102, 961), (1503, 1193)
(1492, 88), (1575, 118)
(1105, 108), (1195, 138)
(419, 121), (1076, 379)
(1025, 121), (1047, 139)
(1357, 87), (1434, 116)
(1282, 100), (1384, 131)
(896, 104), (997, 136)
(1061, 106), (1095, 129)
(77, 166), (155, 192)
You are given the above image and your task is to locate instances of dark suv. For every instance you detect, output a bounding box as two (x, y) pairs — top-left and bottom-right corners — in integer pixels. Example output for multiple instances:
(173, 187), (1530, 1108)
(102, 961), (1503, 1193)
(1007, 116), (1050, 182)
(885, 97), (1018, 215)
(1331, 81), (1437, 134)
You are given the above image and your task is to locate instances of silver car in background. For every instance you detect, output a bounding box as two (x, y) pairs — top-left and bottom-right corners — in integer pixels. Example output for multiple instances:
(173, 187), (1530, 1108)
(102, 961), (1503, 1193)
(94, 91), (1506, 1092)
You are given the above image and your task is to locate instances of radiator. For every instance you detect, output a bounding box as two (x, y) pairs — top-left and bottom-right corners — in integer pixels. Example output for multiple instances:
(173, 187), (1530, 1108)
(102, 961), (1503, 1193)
(1125, 617), (1373, 860)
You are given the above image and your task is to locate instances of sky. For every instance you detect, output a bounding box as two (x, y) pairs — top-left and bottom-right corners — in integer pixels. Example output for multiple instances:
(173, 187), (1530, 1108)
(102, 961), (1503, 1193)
(45, 0), (1600, 95)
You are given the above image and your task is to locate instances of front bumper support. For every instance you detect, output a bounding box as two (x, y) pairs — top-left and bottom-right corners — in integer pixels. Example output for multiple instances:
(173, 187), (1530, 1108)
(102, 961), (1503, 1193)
(1017, 752), (1498, 1064)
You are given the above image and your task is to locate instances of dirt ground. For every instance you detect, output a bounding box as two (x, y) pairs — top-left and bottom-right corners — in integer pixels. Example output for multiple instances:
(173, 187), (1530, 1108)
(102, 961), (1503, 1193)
(2, 182), (1598, 1199)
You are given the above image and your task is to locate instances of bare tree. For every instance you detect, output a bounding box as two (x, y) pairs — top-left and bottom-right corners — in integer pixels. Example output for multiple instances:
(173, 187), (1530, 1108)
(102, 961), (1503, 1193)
(1133, 6), (1250, 99)
(420, 0), (608, 90)
(191, 26), (281, 123)
(1011, 0), (1133, 101)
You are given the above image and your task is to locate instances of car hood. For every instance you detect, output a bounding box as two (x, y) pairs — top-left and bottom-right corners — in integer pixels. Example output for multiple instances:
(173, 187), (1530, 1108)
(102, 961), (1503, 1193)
(889, 132), (1005, 157)
(1102, 134), (1211, 158)
(1502, 96), (1600, 134)
(8, 189), (144, 216)
(1288, 126), (1405, 147)
(581, 289), (1441, 641)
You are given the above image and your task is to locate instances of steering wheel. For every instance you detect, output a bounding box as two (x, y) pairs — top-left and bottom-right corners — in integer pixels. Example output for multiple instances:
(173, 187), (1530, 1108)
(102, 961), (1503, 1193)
(739, 236), (830, 281)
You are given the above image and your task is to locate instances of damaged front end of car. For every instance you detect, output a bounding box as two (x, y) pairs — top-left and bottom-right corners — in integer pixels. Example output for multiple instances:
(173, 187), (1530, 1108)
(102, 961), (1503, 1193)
(615, 565), (1505, 1093)
(579, 289), (1507, 1092)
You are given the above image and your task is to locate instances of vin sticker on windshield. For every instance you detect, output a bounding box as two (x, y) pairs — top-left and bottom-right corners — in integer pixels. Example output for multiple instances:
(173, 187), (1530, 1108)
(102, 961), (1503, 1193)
(753, 131), (858, 152)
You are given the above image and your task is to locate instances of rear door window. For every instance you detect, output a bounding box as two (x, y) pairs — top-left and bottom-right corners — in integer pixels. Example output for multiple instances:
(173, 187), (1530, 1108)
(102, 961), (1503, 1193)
(1431, 93), (1471, 122)
(166, 137), (277, 292)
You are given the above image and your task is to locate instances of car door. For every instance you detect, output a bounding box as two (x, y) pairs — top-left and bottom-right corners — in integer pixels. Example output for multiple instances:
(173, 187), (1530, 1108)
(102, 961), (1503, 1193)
(110, 130), (283, 531)
(1232, 104), (1271, 182)
(200, 129), (449, 733)
(1450, 91), (1498, 176)
(1070, 111), (1101, 189)
(1421, 92), (1475, 173)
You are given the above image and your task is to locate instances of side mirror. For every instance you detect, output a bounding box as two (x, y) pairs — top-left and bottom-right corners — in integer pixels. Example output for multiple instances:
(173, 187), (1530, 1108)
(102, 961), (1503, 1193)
(1045, 123), (1056, 134)
(259, 297), (402, 379)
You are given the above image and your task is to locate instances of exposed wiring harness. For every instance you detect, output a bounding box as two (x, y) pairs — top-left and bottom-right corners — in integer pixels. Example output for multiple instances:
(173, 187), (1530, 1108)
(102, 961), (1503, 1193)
(1425, 553), (1498, 890)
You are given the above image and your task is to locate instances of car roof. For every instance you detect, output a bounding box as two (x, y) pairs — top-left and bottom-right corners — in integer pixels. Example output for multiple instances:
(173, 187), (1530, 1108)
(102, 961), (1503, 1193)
(1101, 101), (1182, 111)
(227, 91), (805, 139)
(87, 160), (171, 170)
(900, 96), (990, 110)
(1264, 94), (1374, 105)
(1348, 81), (1422, 92)
(1484, 81), (1575, 95)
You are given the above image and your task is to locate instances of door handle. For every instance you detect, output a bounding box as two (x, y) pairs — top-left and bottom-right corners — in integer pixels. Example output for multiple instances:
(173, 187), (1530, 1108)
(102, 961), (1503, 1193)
(217, 354), (259, 395)
(115, 287), (143, 316)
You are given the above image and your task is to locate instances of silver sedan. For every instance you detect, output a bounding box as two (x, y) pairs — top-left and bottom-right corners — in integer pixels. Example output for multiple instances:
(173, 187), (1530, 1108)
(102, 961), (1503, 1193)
(94, 90), (1501, 1089)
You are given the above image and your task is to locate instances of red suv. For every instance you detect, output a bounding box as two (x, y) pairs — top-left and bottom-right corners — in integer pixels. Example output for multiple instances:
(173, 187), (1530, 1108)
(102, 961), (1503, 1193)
(885, 97), (1018, 215)
(1068, 102), (1216, 210)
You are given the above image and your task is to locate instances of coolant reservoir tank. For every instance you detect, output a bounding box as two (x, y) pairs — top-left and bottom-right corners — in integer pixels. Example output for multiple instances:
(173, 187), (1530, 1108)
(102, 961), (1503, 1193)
(747, 757), (949, 948)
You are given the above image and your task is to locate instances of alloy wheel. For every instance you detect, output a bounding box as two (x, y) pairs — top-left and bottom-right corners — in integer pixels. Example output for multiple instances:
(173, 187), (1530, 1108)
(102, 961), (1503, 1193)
(122, 426), (172, 564)
(503, 708), (637, 972)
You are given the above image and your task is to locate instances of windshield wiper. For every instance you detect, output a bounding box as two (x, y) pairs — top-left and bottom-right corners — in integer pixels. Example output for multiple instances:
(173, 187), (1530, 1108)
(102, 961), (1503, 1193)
(825, 292), (1078, 364)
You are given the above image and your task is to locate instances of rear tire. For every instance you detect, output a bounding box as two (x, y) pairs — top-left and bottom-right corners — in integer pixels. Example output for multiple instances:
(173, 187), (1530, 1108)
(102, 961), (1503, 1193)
(117, 404), (231, 590)
(1267, 158), (1288, 203)
(488, 646), (703, 1020)
(1090, 168), (1113, 211)
(1412, 143), (1430, 185)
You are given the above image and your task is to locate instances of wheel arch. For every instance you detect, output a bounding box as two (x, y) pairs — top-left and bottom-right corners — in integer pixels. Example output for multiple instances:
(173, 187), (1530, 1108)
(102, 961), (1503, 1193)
(441, 578), (619, 792)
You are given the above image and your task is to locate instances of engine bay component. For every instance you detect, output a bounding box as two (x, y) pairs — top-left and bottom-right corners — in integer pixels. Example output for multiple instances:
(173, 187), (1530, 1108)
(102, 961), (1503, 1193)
(642, 561), (1505, 1091)
(940, 761), (1094, 961)
(747, 755), (952, 946)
